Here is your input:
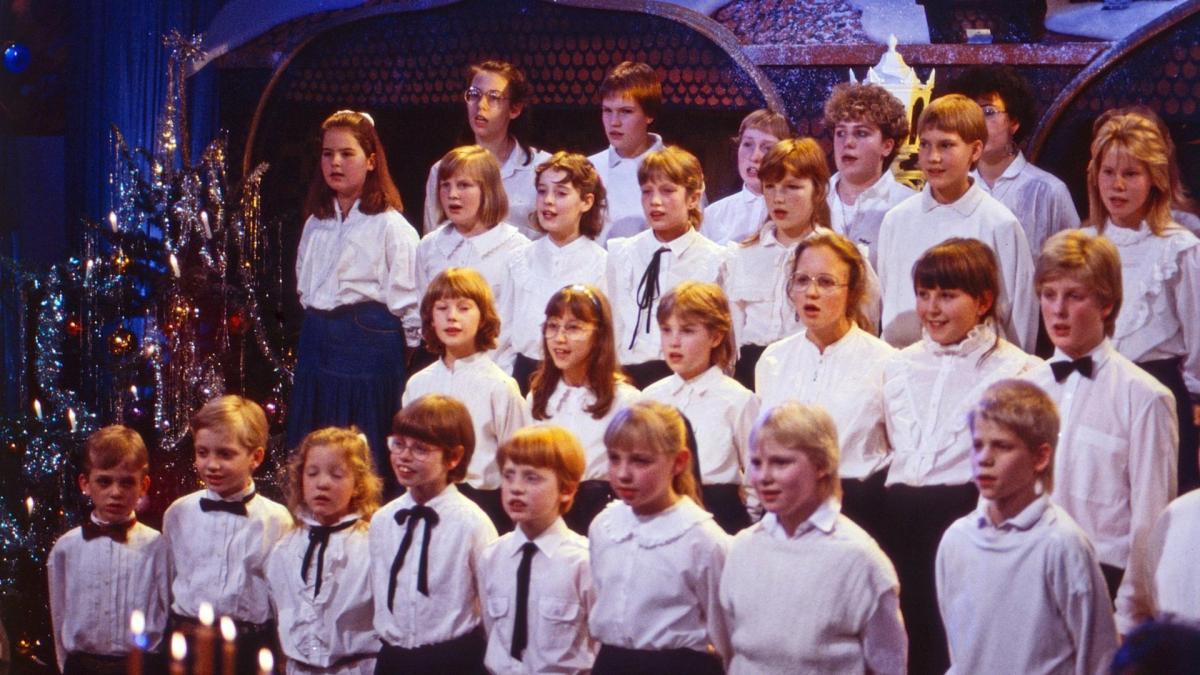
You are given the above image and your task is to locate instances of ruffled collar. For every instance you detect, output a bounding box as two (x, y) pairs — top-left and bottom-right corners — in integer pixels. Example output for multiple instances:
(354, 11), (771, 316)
(598, 497), (713, 548)
(1102, 220), (1155, 245)
(921, 321), (995, 357)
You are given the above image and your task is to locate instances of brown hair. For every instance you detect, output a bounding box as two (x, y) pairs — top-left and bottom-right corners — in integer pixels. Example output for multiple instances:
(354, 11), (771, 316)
(912, 238), (1002, 358)
(497, 426), (587, 512)
(468, 60), (537, 167)
(530, 284), (625, 421)
(190, 395), (269, 453)
(303, 110), (404, 220)
(822, 82), (910, 168)
(968, 379), (1059, 494)
(734, 109), (792, 145)
(419, 267), (502, 356)
(744, 137), (832, 245)
(1035, 230), (1123, 336)
(604, 401), (701, 506)
(656, 281), (736, 374)
(1087, 110), (1174, 234)
(918, 94), (988, 147)
(533, 152), (608, 239)
(392, 394), (476, 483)
(83, 425), (149, 476)
(791, 232), (875, 333)
(433, 145), (510, 229)
(284, 426), (383, 526)
(750, 402), (842, 501)
(637, 146), (706, 229)
(598, 61), (663, 120)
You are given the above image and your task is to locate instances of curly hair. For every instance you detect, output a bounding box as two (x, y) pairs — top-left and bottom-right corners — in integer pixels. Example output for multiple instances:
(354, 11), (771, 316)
(945, 66), (1037, 145)
(823, 82), (910, 168)
(284, 426), (382, 527)
(533, 152), (608, 239)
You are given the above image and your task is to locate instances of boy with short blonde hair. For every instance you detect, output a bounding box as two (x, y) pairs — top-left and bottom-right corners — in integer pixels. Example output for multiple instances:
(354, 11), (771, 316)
(48, 426), (168, 675)
(937, 379), (1118, 673)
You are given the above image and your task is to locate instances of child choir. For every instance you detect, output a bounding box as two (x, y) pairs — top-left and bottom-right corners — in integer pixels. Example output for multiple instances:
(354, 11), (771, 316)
(48, 58), (1200, 675)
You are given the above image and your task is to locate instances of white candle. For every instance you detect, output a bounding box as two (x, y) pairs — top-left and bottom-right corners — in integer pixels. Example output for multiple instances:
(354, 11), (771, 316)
(67, 408), (77, 433)
(108, 211), (119, 233)
(201, 211), (212, 239)
(168, 254), (181, 278)
(32, 399), (42, 420)
(25, 497), (33, 516)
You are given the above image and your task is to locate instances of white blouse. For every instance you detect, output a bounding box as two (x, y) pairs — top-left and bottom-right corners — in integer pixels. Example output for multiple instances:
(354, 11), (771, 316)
(756, 325), (896, 480)
(403, 353), (529, 490)
(884, 323), (1042, 487)
(701, 185), (767, 245)
(266, 515), (379, 674)
(1090, 221), (1200, 395)
(588, 498), (730, 657)
(415, 220), (530, 300)
(590, 133), (665, 244)
(972, 152), (1080, 262)
(529, 380), (642, 481)
(827, 170), (915, 271)
(1130, 489), (1200, 626)
(295, 201), (421, 345)
(422, 146), (552, 241)
(726, 226), (823, 348)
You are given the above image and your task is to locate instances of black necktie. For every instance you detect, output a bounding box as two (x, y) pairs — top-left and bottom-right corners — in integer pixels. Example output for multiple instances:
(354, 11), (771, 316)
(199, 491), (256, 516)
(630, 246), (670, 349)
(1050, 356), (1094, 383)
(301, 519), (358, 598)
(511, 542), (538, 660)
(388, 505), (440, 609)
(81, 518), (135, 543)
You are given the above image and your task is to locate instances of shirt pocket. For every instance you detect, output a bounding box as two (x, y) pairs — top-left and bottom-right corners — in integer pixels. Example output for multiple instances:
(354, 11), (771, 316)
(536, 597), (582, 652)
(1068, 426), (1128, 506)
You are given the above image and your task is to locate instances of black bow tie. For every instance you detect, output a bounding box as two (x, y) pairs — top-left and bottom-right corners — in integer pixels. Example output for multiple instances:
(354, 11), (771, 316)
(388, 505), (440, 609)
(301, 518), (358, 598)
(199, 492), (256, 516)
(81, 518), (136, 543)
(1050, 356), (1094, 383)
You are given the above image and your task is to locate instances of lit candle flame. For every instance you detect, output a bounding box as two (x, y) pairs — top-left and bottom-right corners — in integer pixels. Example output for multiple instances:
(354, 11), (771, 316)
(258, 648), (274, 673)
(168, 254), (181, 278)
(67, 408), (77, 433)
(220, 616), (236, 642)
(199, 601), (215, 627)
(201, 211), (212, 239)
(130, 385), (138, 396)
(108, 211), (118, 233)
(171, 632), (187, 661)
(130, 609), (145, 636)
(25, 497), (33, 516)
(33, 399), (42, 421)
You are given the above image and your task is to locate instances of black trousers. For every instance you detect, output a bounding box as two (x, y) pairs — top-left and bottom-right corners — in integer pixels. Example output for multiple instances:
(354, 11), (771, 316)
(375, 626), (486, 675)
(593, 644), (724, 675)
(512, 353), (540, 397)
(733, 343), (767, 391)
(702, 483), (750, 534)
(458, 483), (514, 534)
(841, 469), (888, 543)
(63, 653), (126, 675)
(1137, 357), (1200, 495)
(565, 479), (614, 535)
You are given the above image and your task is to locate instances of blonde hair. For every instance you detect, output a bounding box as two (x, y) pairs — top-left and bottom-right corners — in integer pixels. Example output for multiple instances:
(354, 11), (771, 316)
(190, 395), (268, 453)
(435, 145), (509, 229)
(735, 109), (791, 145)
(656, 281), (736, 373)
(968, 380), (1058, 493)
(419, 267), (502, 355)
(392, 395), (475, 484)
(83, 425), (149, 476)
(285, 426), (382, 526)
(1087, 111), (1174, 234)
(791, 232), (876, 334)
(497, 426), (586, 513)
(918, 93), (988, 147)
(604, 401), (701, 506)
(1035, 230), (1123, 336)
(637, 146), (705, 229)
(750, 402), (842, 501)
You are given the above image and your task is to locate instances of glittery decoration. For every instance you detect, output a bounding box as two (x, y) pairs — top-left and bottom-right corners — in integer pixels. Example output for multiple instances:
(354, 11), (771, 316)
(714, 0), (869, 45)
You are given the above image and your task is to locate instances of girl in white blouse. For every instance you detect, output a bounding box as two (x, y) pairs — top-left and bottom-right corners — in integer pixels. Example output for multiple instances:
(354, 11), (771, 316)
(1084, 109), (1199, 494)
(881, 237), (1041, 675)
(589, 401), (729, 674)
(755, 232), (894, 541)
(527, 284), (640, 534)
(288, 110), (420, 496)
(502, 152), (609, 393)
(266, 427), (382, 675)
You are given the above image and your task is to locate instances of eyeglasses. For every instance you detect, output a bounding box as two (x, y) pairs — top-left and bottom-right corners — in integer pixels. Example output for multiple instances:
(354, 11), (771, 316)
(788, 274), (849, 294)
(543, 320), (594, 340)
(980, 104), (1007, 118)
(464, 87), (508, 105)
(387, 436), (438, 459)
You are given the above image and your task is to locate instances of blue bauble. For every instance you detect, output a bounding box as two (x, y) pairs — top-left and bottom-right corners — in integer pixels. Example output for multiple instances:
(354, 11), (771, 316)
(3, 43), (31, 73)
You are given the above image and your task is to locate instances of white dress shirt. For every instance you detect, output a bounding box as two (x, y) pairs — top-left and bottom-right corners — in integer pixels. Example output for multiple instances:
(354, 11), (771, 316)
(369, 485), (498, 648)
(972, 152), (1080, 262)
(1025, 340), (1177, 633)
(588, 498), (730, 656)
(876, 180), (1038, 351)
(1090, 221), (1200, 395)
(162, 483), (291, 623)
(500, 235), (607, 362)
(643, 366), (759, 486)
(403, 353), (530, 490)
(1130, 489), (1200, 626)
(529, 381), (642, 481)
(590, 133), (665, 244)
(720, 499), (906, 675)
(756, 325), (897, 480)
(266, 515), (379, 674)
(606, 227), (731, 365)
(478, 518), (596, 674)
(296, 201), (421, 345)
(423, 147), (553, 240)
(884, 323), (1042, 487)
(827, 170), (915, 270)
(936, 496), (1118, 675)
(700, 185), (766, 245)
(48, 517), (168, 670)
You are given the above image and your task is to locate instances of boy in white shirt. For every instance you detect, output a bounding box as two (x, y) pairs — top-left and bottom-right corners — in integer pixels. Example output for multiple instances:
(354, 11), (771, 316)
(700, 109), (791, 245)
(876, 93), (1037, 351)
(161, 395), (291, 674)
(823, 82), (915, 269)
(48, 426), (167, 675)
(588, 61), (665, 244)
(478, 426), (595, 674)
(1025, 229), (1177, 635)
(1129, 489), (1200, 626)
(936, 379), (1118, 674)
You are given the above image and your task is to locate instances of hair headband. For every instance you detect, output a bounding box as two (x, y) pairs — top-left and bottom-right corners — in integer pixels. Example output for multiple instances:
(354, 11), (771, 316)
(334, 109), (375, 126)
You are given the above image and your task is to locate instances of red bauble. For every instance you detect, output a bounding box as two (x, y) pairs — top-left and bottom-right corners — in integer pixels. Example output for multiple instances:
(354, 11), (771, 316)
(65, 317), (82, 337)
(227, 311), (247, 335)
